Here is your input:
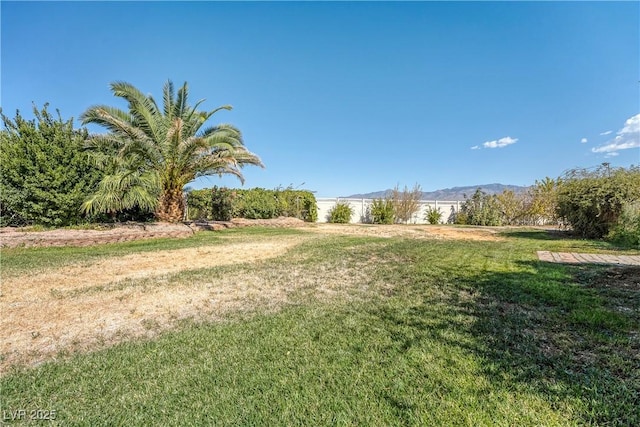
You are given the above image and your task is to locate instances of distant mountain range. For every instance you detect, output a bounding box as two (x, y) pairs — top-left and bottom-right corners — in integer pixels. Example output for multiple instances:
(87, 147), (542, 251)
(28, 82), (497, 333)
(345, 183), (529, 200)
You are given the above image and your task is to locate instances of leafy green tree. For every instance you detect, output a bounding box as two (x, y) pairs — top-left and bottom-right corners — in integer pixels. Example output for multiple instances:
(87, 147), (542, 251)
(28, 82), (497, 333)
(81, 80), (263, 222)
(495, 190), (520, 225)
(0, 104), (102, 226)
(528, 177), (560, 225)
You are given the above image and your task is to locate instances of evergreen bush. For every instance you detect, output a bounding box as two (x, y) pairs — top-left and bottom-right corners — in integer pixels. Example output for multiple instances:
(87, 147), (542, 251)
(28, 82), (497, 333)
(328, 201), (354, 223)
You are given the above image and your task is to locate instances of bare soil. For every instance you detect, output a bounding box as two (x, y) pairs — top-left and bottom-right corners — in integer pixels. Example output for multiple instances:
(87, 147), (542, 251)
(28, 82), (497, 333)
(303, 223), (504, 241)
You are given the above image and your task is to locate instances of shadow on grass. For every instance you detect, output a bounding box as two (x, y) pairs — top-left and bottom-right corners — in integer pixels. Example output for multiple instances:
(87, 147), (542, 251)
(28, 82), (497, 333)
(370, 259), (639, 425)
(499, 229), (573, 241)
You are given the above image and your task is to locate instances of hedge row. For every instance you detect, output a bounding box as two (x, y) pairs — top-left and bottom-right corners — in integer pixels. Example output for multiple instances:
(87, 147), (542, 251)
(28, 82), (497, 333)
(186, 187), (318, 222)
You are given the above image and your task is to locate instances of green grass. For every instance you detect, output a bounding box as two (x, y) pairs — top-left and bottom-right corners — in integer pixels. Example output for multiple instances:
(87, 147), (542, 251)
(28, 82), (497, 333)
(1, 227), (638, 425)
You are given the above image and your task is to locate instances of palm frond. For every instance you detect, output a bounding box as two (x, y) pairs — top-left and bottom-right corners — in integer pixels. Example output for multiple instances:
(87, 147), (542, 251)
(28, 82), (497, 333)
(110, 81), (161, 142)
(81, 106), (149, 143)
(174, 82), (189, 119)
(81, 170), (159, 215)
(182, 100), (224, 137)
(163, 80), (175, 119)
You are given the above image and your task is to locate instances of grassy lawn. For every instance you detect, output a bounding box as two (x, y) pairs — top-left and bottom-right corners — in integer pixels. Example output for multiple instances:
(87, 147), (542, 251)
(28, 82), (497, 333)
(1, 227), (638, 425)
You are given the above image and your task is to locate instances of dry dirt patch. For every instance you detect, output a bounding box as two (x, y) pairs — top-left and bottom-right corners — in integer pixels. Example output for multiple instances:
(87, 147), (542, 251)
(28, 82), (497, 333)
(1, 236), (311, 372)
(302, 223), (503, 241)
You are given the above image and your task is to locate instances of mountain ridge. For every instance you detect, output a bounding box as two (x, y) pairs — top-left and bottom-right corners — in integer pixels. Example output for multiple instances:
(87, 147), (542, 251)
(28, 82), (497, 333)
(344, 183), (529, 200)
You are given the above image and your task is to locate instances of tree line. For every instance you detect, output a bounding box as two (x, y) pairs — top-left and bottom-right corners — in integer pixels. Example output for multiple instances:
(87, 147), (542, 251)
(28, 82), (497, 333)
(1, 81), (638, 247)
(1, 81), (262, 226)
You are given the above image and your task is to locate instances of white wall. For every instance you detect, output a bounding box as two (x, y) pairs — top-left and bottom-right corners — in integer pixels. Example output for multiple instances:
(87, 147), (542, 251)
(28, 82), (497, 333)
(316, 198), (463, 224)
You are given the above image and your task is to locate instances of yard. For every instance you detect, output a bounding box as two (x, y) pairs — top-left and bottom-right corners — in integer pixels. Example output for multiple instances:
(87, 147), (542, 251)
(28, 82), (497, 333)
(1, 224), (638, 425)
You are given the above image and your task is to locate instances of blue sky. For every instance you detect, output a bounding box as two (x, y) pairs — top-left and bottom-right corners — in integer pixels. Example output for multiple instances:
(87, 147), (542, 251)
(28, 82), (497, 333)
(2, 1), (639, 197)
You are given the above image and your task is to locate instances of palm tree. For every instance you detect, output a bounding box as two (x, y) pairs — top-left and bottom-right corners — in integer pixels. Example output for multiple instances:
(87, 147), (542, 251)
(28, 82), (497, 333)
(81, 80), (263, 222)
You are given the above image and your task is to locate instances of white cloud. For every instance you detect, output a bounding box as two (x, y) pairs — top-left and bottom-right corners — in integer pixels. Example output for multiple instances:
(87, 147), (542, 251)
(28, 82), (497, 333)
(580, 137), (588, 143)
(600, 130), (613, 136)
(605, 152), (620, 158)
(471, 145), (480, 150)
(482, 136), (518, 149)
(592, 113), (640, 155)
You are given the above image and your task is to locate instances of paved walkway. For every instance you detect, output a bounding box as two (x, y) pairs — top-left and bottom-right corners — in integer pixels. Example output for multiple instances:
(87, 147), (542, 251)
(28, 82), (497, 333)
(537, 251), (640, 266)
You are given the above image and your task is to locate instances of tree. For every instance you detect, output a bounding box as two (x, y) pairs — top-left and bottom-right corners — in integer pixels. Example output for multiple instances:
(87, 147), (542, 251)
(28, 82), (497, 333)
(0, 104), (103, 226)
(391, 183), (422, 224)
(528, 177), (560, 225)
(81, 80), (263, 222)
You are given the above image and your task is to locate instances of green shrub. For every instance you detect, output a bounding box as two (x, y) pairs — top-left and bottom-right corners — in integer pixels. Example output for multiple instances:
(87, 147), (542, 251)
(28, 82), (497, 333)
(557, 164), (640, 238)
(186, 189), (212, 220)
(425, 206), (443, 224)
(186, 187), (318, 222)
(370, 199), (394, 224)
(459, 189), (502, 226)
(0, 104), (104, 226)
(233, 188), (277, 219)
(452, 211), (468, 225)
(328, 201), (354, 223)
(275, 189), (318, 222)
(608, 201), (640, 248)
(211, 186), (236, 221)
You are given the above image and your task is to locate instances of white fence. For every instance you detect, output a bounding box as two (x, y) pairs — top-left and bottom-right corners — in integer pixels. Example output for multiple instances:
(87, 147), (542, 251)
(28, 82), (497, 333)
(316, 198), (463, 224)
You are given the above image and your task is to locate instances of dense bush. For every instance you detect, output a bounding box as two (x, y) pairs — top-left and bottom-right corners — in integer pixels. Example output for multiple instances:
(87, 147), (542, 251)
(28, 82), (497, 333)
(274, 189), (318, 222)
(211, 186), (236, 221)
(369, 199), (395, 224)
(425, 206), (443, 224)
(0, 104), (103, 226)
(328, 201), (354, 223)
(607, 201), (640, 248)
(185, 189), (211, 220)
(186, 187), (317, 222)
(233, 188), (318, 221)
(457, 189), (503, 226)
(556, 164), (640, 238)
(233, 188), (278, 219)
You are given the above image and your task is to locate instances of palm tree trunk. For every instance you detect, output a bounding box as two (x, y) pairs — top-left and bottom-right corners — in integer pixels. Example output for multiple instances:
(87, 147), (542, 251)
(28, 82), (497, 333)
(156, 187), (185, 222)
